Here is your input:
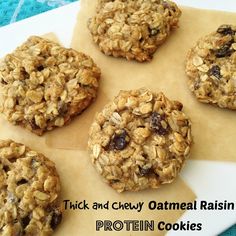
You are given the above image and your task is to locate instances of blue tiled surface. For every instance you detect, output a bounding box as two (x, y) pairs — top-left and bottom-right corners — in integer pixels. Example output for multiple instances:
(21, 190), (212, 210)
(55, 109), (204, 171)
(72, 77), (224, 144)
(0, 1), (235, 236)
(221, 225), (236, 236)
(0, 0), (78, 27)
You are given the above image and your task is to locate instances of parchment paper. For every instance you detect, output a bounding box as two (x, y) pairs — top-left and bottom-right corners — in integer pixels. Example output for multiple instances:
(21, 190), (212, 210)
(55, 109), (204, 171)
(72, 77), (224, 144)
(48, 0), (236, 162)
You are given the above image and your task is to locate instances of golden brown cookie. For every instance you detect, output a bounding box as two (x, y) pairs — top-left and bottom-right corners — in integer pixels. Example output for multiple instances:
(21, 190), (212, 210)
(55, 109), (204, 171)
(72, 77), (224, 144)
(88, 0), (181, 62)
(0, 140), (61, 235)
(88, 88), (192, 192)
(186, 25), (236, 109)
(0, 36), (101, 135)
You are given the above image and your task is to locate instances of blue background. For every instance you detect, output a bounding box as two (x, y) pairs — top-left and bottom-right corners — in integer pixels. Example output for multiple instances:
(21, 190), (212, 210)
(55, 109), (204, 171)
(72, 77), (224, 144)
(0, 0), (78, 27)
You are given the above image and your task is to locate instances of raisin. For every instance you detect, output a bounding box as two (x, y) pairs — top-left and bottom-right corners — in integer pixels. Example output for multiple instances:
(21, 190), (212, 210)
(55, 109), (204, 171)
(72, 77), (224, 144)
(21, 215), (30, 228)
(0, 79), (7, 85)
(37, 65), (44, 71)
(29, 118), (39, 130)
(137, 125), (145, 128)
(8, 158), (17, 163)
(110, 129), (130, 150)
(149, 27), (160, 36)
(58, 102), (68, 116)
(142, 153), (148, 159)
(208, 65), (221, 79)
(226, 39), (234, 47)
(17, 179), (28, 185)
(139, 167), (152, 176)
(21, 70), (30, 79)
(3, 165), (10, 172)
(217, 25), (235, 35)
(50, 210), (62, 230)
(215, 39), (234, 58)
(150, 112), (169, 135)
(215, 46), (233, 58)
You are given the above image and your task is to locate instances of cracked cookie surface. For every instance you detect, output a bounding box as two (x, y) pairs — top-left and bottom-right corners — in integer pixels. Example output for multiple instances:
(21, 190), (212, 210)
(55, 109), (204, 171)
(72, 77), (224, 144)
(0, 36), (101, 135)
(0, 140), (61, 236)
(88, 88), (192, 192)
(186, 25), (236, 109)
(88, 0), (181, 62)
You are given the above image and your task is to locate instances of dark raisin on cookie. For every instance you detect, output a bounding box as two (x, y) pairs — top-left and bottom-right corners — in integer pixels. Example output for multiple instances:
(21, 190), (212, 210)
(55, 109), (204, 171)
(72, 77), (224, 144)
(150, 112), (169, 135)
(17, 179), (28, 185)
(37, 65), (44, 71)
(217, 25), (235, 35)
(50, 210), (62, 230)
(29, 118), (40, 130)
(208, 65), (222, 79)
(21, 215), (31, 229)
(139, 166), (152, 176)
(8, 158), (17, 163)
(2, 165), (10, 172)
(58, 101), (68, 116)
(215, 44), (234, 58)
(110, 129), (130, 150)
(21, 70), (30, 80)
(0, 79), (7, 85)
(141, 153), (148, 159)
(139, 166), (158, 177)
(149, 27), (160, 36)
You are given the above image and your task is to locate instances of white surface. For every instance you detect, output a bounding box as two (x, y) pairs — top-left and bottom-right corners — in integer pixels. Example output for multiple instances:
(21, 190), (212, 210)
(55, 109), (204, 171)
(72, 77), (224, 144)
(0, 2), (78, 53)
(0, 1), (236, 236)
(170, 161), (236, 236)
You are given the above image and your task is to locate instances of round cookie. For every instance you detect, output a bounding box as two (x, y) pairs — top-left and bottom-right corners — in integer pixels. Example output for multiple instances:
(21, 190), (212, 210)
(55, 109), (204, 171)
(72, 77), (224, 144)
(88, 0), (181, 62)
(88, 88), (192, 192)
(0, 36), (101, 135)
(186, 24), (236, 110)
(0, 140), (61, 235)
